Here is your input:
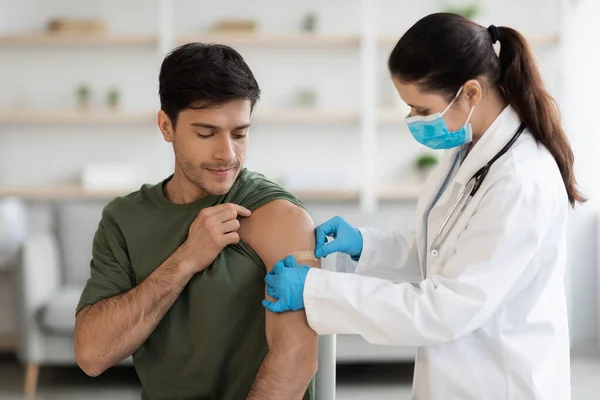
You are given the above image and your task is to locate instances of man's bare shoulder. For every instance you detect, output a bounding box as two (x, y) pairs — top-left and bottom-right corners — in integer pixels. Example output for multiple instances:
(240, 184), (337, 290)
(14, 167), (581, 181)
(239, 199), (318, 270)
(240, 199), (312, 238)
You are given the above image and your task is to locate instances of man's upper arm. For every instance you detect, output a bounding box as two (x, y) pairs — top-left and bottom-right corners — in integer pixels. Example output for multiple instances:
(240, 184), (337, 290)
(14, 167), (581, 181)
(76, 216), (134, 315)
(239, 199), (320, 343)
(241, 199), (320, 271)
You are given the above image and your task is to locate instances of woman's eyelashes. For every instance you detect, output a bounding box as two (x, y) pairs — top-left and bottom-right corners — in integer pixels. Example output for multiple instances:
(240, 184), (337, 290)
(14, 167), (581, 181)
(408, 108), (430, 117)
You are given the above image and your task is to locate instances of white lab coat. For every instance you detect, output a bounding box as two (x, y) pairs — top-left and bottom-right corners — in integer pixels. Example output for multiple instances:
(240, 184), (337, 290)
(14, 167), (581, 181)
(304, 105), (571, 399)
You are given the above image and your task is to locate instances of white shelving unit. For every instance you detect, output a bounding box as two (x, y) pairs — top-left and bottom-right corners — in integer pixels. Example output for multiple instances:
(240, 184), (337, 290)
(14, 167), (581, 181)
(0, 34), (158, 46)
(0, 185), (361, 202)
(254, 109), (360, 124)
(176, 33), (360, 47)
(0, 33), (558, 48)
(377, 34), (560, 47)
(0, 110), (156, 124)
(0, 0), (561, 212)
(0, 109), (413, 125)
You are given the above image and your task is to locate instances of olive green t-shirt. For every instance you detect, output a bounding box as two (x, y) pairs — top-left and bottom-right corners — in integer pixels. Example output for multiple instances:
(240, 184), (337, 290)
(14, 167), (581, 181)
(76, 168), (315, 400)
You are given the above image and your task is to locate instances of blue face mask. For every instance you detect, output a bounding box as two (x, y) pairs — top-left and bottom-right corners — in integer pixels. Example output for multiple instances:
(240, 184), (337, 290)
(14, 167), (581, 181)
(405, 86), (476, 150)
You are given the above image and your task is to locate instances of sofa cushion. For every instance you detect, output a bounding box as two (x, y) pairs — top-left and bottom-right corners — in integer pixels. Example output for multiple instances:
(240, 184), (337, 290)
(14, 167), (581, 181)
(56, 201), (107, 285)
(39, 286), (84, 335)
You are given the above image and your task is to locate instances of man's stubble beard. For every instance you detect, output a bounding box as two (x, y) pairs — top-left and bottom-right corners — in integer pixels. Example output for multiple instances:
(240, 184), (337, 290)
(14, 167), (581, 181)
(178, 154), (243, 195)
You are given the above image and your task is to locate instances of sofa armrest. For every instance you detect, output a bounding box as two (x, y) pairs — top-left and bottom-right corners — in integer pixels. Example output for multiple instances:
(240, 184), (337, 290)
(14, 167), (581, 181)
(15, 233), (62, 362)
(21, 233), (61, 308)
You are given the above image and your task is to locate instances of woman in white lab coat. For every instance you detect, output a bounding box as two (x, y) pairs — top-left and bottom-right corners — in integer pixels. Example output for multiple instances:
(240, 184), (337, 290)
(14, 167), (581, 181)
(263, 13), (585, 400)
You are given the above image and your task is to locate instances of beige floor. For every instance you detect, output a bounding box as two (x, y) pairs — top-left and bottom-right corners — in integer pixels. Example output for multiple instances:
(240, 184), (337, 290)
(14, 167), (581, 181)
(0, 354), (598, 400)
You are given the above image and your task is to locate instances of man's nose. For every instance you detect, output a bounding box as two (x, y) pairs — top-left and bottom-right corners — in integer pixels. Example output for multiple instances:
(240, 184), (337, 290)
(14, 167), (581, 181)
(213, 135), (236, 162)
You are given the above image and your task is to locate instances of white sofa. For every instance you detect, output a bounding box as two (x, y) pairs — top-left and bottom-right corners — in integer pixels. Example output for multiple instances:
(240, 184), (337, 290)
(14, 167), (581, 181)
(14, 201), (134, 396)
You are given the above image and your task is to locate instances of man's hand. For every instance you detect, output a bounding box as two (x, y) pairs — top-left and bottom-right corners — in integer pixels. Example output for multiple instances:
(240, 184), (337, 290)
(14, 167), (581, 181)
(180, 203), (251, 273)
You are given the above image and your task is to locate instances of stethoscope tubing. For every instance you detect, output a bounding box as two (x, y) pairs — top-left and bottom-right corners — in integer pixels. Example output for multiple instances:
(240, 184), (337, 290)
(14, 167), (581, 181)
(429, 123), (526, 257)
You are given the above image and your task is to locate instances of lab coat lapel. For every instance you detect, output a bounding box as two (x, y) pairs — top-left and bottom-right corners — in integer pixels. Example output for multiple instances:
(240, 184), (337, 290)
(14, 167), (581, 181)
(454, 105), (522, 186)
(415, 106), (522, 276)
(424, 105), (523, 272)
(414, 148), (460, 275)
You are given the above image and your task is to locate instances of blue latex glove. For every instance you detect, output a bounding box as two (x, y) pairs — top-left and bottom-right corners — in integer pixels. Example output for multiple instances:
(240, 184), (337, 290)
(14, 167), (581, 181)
(314, 216), (363, 260)
(263, 255), (310, 313)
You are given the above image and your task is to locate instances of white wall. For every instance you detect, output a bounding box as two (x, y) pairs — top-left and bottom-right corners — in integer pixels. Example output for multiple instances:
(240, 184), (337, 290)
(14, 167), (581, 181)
(559, 0), (600, 347)
(0, 0), (562, 188)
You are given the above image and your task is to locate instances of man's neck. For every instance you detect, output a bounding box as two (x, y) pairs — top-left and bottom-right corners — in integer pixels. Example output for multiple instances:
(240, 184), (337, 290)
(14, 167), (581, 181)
(164, 171), (210, 204)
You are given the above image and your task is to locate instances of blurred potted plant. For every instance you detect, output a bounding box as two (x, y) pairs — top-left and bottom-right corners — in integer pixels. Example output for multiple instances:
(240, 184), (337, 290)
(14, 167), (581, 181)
(415, 153), (439, 180)
(296, 88), (317, 108)
(107, 87), (121, 111)
(443, 1), (481, 20)
(302, 11), (317, 32)
(76, 84), (91, 111)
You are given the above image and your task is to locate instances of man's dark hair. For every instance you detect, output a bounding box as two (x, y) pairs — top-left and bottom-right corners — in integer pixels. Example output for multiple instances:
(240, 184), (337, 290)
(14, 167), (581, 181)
(159, 42), (261, 127)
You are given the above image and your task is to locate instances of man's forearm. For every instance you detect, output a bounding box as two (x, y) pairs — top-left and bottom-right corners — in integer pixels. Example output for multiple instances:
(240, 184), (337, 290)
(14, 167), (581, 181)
(247, 314), (318, 400)
(74, 250), (194, 376)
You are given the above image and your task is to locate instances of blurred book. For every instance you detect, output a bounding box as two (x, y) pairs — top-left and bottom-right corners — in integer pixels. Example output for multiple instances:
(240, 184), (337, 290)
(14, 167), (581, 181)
(46, 18), (107, 36)
(212, 19), (257, 33)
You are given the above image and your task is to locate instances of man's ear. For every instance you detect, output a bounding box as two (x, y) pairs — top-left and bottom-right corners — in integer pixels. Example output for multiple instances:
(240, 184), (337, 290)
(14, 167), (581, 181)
(158, 110), (175, 143)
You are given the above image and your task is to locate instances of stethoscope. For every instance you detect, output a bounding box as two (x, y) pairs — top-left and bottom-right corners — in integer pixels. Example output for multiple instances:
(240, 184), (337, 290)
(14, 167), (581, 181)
(429, 123), (526, 257)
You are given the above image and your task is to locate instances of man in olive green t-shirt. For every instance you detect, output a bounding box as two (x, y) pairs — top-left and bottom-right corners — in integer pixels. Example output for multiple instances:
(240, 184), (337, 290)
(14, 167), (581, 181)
(73, 43), (319, 400)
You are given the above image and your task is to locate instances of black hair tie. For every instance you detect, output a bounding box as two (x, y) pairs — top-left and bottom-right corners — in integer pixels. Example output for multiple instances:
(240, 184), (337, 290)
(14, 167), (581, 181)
(488, 25), (500, 44)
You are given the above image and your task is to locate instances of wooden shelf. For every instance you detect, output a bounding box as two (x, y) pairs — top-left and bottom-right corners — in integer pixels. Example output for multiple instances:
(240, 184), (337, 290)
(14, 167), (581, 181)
(378, 34), (559, 47)
(0, 33), (157, 46)
(0, 186), (130, 200)
(294, 186), (423, 202)
(378, 185), (423, 201)
(0, 110), (155, 124)
(254, 109), (359, 124)
(0, 32), (358, 48)
(0, 109), (359, 125)
(177, 33), (359, 47)
(0, 185), (363, 202)
(0, 33), (559, 48)
(290, 188), (361, 202)
(525, 35), (561, 45)
(0, 185), (422, 202)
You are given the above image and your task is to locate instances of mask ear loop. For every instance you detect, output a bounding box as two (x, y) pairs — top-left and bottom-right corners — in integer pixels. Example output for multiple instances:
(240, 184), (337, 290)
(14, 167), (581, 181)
(441, 86), (464, 116)
(464, 105), (476, 126)
(443, 86), (477, 129)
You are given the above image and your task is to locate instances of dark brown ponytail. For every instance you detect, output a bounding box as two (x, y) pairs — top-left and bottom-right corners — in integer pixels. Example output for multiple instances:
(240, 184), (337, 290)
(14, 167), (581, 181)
(388, 13), (585, 207)
(495, 26), (585, 206)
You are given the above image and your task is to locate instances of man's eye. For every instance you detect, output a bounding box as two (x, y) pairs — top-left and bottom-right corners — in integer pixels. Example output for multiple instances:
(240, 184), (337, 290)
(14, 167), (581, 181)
(196, 132), (213, 138)
(232, 129), (248, 139)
